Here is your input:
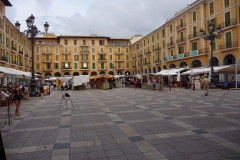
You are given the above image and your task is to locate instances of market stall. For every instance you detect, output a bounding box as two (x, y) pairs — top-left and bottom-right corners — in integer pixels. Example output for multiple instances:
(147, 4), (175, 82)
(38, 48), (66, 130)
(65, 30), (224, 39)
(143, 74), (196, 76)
(72, 75), (90, 90)
(90, 74), (113, 90)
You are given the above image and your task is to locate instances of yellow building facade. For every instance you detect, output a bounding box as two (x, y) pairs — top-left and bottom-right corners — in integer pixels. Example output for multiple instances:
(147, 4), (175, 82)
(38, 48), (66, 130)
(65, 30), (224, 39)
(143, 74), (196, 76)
(0, 0), (32, 80)
(34, 35), (131, 77)
(132, 0), (240, 79)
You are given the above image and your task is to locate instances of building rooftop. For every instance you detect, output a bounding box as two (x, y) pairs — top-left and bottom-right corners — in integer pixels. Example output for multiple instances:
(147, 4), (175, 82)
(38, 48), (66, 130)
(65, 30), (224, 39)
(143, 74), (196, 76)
(2, 0), (12, 6)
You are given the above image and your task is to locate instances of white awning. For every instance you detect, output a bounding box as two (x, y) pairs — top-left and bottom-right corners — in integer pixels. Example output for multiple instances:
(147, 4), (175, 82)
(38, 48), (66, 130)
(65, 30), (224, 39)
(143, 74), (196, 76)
(181, 65), (233, 75)
(57, 77), (72, 82)
(155, 68), (187, 76)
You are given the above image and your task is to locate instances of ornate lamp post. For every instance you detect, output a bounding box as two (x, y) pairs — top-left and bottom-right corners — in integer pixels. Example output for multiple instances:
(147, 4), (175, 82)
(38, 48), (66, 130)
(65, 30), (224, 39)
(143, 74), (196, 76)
(15, 14), (49, 97)
(199, 21), (222, 88)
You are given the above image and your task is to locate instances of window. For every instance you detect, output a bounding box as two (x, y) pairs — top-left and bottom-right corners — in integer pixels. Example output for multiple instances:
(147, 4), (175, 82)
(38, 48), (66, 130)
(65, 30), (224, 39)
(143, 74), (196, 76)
(110, 62), (113, 68)
(46, 63), (51, 69)
(46, 55), (50, 61)
(192, 42), (198, 50)
(92, 47), (95, 53)
(99, 40), (104, 45)
(170, 49), (173, 56)
(109, 47), (112, 53)
(101, 47), (104, 53)
(56, 55), (59, 61)
(64, 39), (68, 45)
(36, 55), (39, 61)
(126, 62), (129, 68)
(178, 46), (184, 54)
(152, 35), (154, 43)
(82, 55), (87, 60)
(193, 26), (197, 37)
(101, 63), (104, 69)
(126, 47), (129, 53)
(170, 36), (173, 44)
(92, 63), (95, 69)
(110, 55), (112, 60)
(180, 18), (183, 27)
(92, 40), (95, 45)
(225, 11), (231, 27)
(180, 32), (184, 41)
(36, 63), (40, 70)
(225, 31), (232, 48)
(74, 47), (77, 53)
(162, 29), (165, 37)
(148, 38), (149, 45)
(117, 47), (120, 53)
(65, 55), (68, 61)
(36, 47), (40, 53)
(163, 40), (165, 49)
(92, 55), (95, 61)
(64, 47), (68, 53)
(193, 11), (196, 22)
(209, 1), (214, 15)
(83, 40), (86, 45)
(54, 63), (59, 69)
(55, 47), (59, 53)
(74, 40), (77, 45)
(212, 39), (216, 52)
(118, 55), (120, 60)
(39, 41), (42, 44)
(74, 55), (79, 61)
(170, 24), (172, 33)
(126, 55), (129, 60)
(157, 33), (159, 40)
(224, 0), (229, 8)
(207, 18), (216, 32)
(74, 63), (78, 69)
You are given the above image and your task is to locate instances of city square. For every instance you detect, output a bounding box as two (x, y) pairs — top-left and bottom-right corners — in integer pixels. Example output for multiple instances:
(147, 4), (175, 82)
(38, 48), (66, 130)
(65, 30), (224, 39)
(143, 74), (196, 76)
(0, 88), (240, 160)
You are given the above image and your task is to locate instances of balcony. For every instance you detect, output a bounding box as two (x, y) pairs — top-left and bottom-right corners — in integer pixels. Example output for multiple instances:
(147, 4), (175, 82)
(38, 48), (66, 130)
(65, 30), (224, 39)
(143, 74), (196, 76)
(61, 51), (71, 55)
(80, 59), (89, 62)
(176, 22), (186, 31)
(79, 43), (90, 46)
(133, 65), (136, 68)
(61, 67), (72, 70)
(25, 54), (28, 58)
(80, 50), (89, 54)
(184, 48), (207, 57)
(155, 47), (161, 52)
(43, 68), (53, 71)
(11, 61), (16, 66)
(19, 51), (23, 55)
(114, 52), (124, 55)
(188, 32), (200, 41)
(42, 51), (52, 55)
(98, 52), (107, 54)
(19, 63), (23, 67)
(218, 41), (237, 51)
(145, 62), (151, 66)
(176, 37), (187, 45)
(98, 67), (107, 70)
(167, 41), (175, 48)
(62, 59), (72, 62)
(0, 56), (8, 63)
(80, 67), (90, 70)
(167, 56), (173, 61)
(98, 58), (107, 61)
(42, 59), (53, 62)
(138, 54), (143, 58)
(11, 47), (16, 51)
(115, 58), (124, 61)
(116, 67), (124, 70)
(163, 57), (167, 61)
(177, 53), (184, 59)
(145, 52), (151, 56)
(155, 59), (161, 64)
(218, 18), (237, 30)
(133, 56), (136, 60)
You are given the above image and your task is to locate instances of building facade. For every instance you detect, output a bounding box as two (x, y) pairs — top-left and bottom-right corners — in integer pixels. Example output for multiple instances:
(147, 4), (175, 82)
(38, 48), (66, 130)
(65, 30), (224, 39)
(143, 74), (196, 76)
(0, 0), (32, 76)
(34, 34), (131, 77)
(132, 0), (240, 79)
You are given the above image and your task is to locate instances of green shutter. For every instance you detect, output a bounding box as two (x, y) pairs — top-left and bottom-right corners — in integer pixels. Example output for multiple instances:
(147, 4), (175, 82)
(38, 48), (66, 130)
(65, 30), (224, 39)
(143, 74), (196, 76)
(226, 32), (232, 48)
(92, 47), (95, 53)
(92, 55), (95, 60)
(225, 12), (230, 27)
(126, 48), (128, 53)
(92, 63), (95, 69)
(101, 63), (104, 69)
(110, 62), (112, 68)
(74, 63), (77, 69)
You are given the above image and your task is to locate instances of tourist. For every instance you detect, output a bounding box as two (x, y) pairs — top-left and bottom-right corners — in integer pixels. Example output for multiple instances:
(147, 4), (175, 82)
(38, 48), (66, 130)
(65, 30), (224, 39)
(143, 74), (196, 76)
(169, 77), (173, 91)
(202, 76), (210, 96)
(13, 83), (26, 116)
(152, 77), (157, 91)
(159, 76), (165, 92)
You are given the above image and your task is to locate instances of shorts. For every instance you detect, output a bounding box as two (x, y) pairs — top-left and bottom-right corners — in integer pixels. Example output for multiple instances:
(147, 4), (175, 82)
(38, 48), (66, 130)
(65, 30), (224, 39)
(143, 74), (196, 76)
(153, 84), (156, 87)
(14, 96), (21, 101)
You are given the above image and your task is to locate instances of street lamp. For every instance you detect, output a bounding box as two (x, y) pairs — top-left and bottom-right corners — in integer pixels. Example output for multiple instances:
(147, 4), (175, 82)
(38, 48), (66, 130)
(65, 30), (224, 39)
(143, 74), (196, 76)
(15, 14), (49, 97)
(199, 21), (222, 88)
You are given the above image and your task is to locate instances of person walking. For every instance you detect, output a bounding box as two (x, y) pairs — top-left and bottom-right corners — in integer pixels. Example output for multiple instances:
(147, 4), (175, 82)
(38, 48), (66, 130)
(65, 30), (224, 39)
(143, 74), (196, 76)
(13, 83), (26, 116)
(134, 78), (137, 89)
(202, 76), (210, 96)
(159, 77), (165, 92)
(152, 77), (157, 91)
(169, 77), (173, 91)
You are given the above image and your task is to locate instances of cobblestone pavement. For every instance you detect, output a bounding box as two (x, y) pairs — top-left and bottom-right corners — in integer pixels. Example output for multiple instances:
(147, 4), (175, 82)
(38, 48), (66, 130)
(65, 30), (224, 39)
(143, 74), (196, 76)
(1, 87), (240, 160)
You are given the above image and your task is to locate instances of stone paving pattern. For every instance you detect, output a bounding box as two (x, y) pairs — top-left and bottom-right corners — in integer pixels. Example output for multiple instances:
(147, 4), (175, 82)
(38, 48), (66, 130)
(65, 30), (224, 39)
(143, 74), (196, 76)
(0, 87), (240, 160)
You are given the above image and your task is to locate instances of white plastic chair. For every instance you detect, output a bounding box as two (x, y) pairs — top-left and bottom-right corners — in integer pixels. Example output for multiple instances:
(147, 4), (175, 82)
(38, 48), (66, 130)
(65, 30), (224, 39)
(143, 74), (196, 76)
(59, 93), (74, 110)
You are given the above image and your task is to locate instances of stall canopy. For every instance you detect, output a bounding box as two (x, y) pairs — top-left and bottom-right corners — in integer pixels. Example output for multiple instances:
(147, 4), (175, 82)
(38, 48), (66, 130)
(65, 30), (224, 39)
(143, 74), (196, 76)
(0, 66), (31, 78)
(72, 75), (90, 86)
(133, 74), (143, 79)
(57, 77), (72, 82)
(114, 75), (125, 79)
(181, 65), (233, 75)
(155, 68), (187, 76)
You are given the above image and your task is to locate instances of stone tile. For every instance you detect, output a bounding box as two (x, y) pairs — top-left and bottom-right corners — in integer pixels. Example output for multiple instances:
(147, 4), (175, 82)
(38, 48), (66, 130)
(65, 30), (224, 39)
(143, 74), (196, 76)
(128, 136), (145, 142)
(143, 151), (165, 160)
(191, 129), (209, 134)
(53, 143), (70, 150)
(51, 155), (69, 160)
(18, 146), (37, 153)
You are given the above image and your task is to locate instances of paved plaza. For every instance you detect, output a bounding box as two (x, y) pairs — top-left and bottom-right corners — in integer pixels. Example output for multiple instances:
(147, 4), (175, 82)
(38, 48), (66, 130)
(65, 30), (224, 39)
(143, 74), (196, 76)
(0, 87), (240, 160)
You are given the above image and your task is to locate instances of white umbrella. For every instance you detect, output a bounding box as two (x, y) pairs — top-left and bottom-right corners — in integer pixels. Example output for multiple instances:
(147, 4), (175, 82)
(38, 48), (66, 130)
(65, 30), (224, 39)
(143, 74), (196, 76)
(177, 71), (180, 81)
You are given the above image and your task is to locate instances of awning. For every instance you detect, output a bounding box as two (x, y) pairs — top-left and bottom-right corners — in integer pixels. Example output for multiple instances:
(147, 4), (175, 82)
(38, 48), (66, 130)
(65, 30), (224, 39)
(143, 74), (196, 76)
(155, 68), (187, 76)
(57, 77), (72, 82)
(181, 65), (234, 75)
(0, 66), (31, 78)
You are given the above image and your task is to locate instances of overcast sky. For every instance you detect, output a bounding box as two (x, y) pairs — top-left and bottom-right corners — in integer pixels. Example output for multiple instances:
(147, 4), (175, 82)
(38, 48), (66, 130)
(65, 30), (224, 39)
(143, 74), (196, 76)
(6, 0), (195, 38)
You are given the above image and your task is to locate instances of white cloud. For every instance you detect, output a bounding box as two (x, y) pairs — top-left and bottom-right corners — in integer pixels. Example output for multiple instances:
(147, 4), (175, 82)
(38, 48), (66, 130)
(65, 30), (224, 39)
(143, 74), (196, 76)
(6, 0), (195, 38)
